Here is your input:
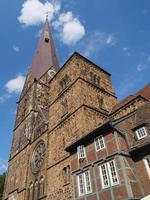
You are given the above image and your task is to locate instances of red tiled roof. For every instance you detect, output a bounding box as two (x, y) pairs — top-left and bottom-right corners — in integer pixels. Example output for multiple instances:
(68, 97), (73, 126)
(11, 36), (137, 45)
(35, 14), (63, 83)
(137, 83), (150, 101)
(112, 83), (150, 112)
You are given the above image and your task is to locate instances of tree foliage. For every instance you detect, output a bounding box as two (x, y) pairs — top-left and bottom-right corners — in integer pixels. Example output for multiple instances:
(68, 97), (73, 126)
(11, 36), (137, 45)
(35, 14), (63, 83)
(0, 173), (6, 200)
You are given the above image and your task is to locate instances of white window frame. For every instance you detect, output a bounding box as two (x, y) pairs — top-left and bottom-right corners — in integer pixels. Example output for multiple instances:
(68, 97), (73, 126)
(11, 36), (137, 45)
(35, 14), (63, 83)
(99, 160), (119, 189)
(84, 171), (92, 194)
(99, 163), (110, 188)
(94, 135), (105, 152)
(78, 173), (85, 196)
(77, 171), (92, 196)
(107, 160), (119, 186)
(143, 156), (150, 179)
(135, 126), (148, 140)
(77, 145), (86, 160)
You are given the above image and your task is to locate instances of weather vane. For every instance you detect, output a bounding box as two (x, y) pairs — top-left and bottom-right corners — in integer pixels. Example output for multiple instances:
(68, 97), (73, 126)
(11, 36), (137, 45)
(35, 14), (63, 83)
(46, 11), (49, 20)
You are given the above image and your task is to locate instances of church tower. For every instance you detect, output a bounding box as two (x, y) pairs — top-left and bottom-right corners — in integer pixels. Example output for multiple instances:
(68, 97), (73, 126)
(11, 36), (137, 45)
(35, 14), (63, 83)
(3, 19), (117, 200)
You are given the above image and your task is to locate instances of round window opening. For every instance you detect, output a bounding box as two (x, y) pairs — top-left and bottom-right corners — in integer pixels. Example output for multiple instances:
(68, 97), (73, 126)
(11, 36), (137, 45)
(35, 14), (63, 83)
(31, 141), (46, 174)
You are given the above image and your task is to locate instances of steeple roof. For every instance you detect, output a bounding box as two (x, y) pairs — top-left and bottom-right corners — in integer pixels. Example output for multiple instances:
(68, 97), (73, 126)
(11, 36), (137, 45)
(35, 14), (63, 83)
(31, 18), (59, 79)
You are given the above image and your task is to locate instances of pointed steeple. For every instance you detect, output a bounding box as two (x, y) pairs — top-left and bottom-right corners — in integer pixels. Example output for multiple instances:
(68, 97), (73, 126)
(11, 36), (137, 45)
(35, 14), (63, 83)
(31, 18), (59, 79)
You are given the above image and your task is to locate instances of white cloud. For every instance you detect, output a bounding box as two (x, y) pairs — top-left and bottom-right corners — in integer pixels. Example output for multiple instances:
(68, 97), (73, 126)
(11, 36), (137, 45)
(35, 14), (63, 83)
(35, 29), (42, 38)
(142, 9), (148, 14)
(147, 56), (150, 62)
(0, 94), (11, 104)
(13, 45), (20, 52)
(5, 74), (26, 94)
(18, 1), (85, 45)
(115, 68), (145, 100)
(0, 163), (7, 171)
(82, 32), (116, 57)
(18, 0), (61, 26)
(123, 47), (128, 51)
(0, 160), (8, 172)
(53, 11), (85, 45)
(106, 35), (116, 45)
(122, 47), (131, 56)
(126, 52), (131, 57)
(137, 64), (147, 72)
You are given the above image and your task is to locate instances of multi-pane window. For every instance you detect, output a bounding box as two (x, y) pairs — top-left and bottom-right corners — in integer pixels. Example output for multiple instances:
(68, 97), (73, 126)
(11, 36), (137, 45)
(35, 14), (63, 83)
(99, 163), (110, 188)
(99, 160), (119, 189)
(144, 156), (150, 178)
(135, 126), (148, 140)
(77, 145), (86, 160)
(77, 171), (92, 196)
(108, 160), (119, 186)
(78, 174), (85, 196)
(84, 171), (92, 194)
(94, 135), (105, 152)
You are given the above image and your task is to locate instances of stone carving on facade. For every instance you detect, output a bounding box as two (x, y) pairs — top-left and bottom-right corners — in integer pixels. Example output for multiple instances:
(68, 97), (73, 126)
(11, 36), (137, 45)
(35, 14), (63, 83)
(90, 71), (100, 86)
(61, 98), (68, 117)
(97, 94), (107, 111)
(11, 113), (33, 157)
(59, 75), (70, 91)
(39, 176), (45, 198)
(62, 165), (70, 185)
(15, 90), (33, 127)
(33, 106), (48, 141)
(8, 191), (18, 200)
(19, 70), (34, 99)
(30, 141), (46, 174)
(24, 124), (31, 141)
(27, 176), (45, 200)
(36, 83), (49, 108)
(28, 182), (33, 200)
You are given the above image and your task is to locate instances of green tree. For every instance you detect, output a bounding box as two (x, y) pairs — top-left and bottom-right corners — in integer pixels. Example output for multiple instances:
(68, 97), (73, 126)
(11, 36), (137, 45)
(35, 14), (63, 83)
(0, 173), (6, 200)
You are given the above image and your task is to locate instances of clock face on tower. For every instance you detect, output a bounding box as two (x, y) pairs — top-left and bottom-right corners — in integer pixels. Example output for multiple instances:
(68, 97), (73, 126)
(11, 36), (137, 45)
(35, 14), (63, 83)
(47, 68), (56, 78)
(30, 141), (46, 174)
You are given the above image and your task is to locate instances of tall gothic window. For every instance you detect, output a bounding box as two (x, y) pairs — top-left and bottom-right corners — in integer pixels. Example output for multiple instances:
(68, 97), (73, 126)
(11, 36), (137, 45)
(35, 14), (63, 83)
(34, 180), (39, 200)
(39, 176), (45, 197)
(28, 182), (33, 200)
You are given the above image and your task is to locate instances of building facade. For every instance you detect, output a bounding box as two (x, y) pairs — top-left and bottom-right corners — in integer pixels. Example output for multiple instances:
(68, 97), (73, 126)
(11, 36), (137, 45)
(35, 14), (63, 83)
(3, 20), (150, 200)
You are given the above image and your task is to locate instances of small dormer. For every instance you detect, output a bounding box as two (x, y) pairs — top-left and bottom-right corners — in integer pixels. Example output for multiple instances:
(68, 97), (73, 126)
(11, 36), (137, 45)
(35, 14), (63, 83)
(134, 125), (149, 140)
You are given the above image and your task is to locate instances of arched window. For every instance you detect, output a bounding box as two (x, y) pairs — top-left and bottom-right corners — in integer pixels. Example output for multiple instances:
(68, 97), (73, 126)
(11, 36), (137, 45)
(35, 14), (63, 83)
(28, 182), (33, 200)
(34, 180), (39, 200)
(39, 176), (45, 197)
(97, 95), (106, 110)
(93, 74), (97, 84)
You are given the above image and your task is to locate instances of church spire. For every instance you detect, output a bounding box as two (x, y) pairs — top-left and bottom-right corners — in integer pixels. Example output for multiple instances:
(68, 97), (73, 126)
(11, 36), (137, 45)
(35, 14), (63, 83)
(31, 18), (59, 79)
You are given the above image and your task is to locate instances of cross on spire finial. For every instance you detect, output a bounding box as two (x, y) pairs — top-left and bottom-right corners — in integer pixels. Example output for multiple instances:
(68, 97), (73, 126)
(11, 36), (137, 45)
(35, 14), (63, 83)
(46, 11), (49, 21)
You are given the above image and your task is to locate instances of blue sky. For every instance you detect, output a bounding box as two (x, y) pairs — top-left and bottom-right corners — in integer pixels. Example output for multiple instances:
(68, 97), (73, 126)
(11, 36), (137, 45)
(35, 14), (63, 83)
(0, 0), (150, 173)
